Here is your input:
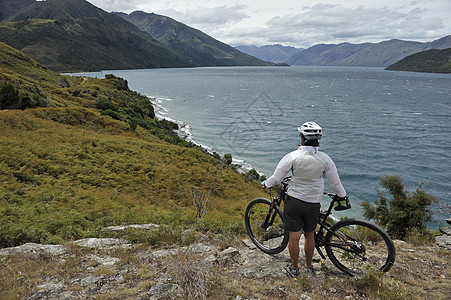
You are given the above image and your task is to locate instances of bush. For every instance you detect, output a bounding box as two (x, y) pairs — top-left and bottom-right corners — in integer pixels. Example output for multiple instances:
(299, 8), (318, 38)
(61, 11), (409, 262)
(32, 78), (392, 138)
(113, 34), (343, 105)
(245, 168), (261, 182)
(361, 175), (438, 240)
(0, 81), (44, 110)
(223, 153), (232, 165)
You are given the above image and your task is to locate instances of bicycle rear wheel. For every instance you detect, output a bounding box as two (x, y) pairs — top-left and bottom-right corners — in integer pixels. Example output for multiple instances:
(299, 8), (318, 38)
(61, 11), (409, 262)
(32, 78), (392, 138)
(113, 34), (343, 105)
(325, 218), (395, 276)
(244, 198), (288, 254)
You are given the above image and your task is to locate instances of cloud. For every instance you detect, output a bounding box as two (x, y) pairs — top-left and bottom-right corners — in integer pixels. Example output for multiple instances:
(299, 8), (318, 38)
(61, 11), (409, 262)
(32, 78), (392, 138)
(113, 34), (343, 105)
(87, 0), (449, 47)
(88, 0), (141, 13)
(263, 4), (445, 47)
(158, 5), (250, 28)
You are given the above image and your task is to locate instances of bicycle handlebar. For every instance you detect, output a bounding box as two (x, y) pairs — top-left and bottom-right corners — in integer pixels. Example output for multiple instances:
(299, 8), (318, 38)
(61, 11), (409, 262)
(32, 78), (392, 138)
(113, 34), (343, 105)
(323, 192), (337, 198)
(324, 192), (351, 211)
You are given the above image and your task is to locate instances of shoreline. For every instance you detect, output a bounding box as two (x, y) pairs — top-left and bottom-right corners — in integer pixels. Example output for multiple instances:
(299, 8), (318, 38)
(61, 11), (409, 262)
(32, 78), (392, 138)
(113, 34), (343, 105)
(149, 96), (257, 175)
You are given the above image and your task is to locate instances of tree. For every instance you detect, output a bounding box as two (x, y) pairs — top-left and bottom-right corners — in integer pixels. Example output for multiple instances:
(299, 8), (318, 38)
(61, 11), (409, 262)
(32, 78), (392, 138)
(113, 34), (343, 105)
(361, 175), (437, 239)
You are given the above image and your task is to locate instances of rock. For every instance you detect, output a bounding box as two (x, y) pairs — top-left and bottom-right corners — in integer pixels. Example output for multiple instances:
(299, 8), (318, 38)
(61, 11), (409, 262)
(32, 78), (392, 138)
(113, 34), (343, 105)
(205, 254), (217, 263)
(218, 247), (239, 262)
(149, 249), (178, 259)
(28, 282), (72, 300)
(219, 247), (239, 257)
(439, 225), (451, 236)
(36, 283), (64, 291)
(148, 283), (183, 300)
(73, 238), (131, 249)
(0, 243), (67, 257)
(104, 223), (159, 231)
(87, 254), (120, 267)
(79, 275), (104, 287)
(58, 77), (70, 88)
(242, 239), (257, 249)
(187, 242), (215, 254)
(436, 234), (451, 250)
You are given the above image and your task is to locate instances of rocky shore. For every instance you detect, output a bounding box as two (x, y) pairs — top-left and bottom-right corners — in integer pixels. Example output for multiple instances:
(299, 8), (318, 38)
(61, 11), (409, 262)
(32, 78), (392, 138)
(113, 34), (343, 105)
(1, 224), (450, 299)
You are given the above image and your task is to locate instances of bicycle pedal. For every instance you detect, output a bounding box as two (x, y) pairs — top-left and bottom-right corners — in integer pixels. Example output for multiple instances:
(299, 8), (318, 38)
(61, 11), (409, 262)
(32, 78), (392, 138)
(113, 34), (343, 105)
(321, 259), (326, 265)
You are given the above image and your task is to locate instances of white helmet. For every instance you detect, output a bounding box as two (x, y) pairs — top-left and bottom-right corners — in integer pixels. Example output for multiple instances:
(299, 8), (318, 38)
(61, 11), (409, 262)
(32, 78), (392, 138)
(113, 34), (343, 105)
(297, 122), (322, 140)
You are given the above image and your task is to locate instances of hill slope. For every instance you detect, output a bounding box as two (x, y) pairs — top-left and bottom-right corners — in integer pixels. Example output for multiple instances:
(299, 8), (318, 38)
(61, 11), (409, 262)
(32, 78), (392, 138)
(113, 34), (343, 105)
(0, 0), (191, 72)
(385, 48), (451, 73)
(0, 42), (264, 247)
(287, 36), (451, 67)
(115, 11), (274, 67)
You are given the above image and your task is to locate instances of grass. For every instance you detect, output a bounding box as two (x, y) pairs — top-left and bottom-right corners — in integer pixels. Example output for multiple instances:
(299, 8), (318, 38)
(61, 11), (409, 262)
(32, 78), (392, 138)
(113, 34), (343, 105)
(0, 42), (265, 247)
(0, 108), (262, 246)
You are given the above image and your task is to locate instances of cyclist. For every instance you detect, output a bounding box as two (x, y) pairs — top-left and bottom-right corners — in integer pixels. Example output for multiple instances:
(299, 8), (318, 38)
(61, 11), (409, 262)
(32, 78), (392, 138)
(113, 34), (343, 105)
(262, 121), (348, 277)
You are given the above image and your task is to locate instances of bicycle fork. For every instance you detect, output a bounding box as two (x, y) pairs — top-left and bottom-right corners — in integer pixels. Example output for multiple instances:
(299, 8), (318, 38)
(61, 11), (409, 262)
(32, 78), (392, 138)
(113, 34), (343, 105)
(261, 201), (278, 231)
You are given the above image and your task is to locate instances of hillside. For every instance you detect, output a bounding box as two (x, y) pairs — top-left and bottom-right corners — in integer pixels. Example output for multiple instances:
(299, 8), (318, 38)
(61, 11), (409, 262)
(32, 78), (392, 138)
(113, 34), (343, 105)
(385, 48), (451, 73)
(287, 36), (451, 67)
(0, 42), (264, 248)
(0, 0), (192, 72)
(115, 11), (274, 67)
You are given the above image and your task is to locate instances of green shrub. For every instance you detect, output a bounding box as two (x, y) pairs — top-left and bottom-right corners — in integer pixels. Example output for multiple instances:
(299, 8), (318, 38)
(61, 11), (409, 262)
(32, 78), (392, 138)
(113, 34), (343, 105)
(245, 168), (261, 182)
(223, 153), (232, 165)
(0, 81), (45, 110)
(361, 175), (438, 239)
(0, 81), (21, 109)
(101, 109), (122, 121)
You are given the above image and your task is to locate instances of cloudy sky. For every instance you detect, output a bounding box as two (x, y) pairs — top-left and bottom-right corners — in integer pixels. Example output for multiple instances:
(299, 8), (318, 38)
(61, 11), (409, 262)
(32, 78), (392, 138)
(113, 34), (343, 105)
(88, 0), (450, 48)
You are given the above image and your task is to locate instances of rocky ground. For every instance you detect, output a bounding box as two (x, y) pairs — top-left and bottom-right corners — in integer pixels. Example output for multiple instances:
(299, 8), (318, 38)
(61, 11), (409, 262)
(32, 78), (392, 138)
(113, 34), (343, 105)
(0, 224), (450, 300)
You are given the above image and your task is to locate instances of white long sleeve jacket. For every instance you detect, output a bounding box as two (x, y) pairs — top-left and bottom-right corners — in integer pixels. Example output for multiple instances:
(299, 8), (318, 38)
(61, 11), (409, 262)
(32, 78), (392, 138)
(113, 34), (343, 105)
(264, 146), (346, 203)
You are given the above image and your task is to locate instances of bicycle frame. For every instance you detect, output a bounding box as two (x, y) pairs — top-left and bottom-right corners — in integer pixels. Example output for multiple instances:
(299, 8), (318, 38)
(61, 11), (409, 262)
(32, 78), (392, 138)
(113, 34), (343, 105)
(269, 178), (362, 263)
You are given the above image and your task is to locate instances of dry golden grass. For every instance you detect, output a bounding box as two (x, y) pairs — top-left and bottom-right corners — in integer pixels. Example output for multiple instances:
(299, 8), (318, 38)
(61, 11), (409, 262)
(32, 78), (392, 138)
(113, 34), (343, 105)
(0, 107), (265, 247)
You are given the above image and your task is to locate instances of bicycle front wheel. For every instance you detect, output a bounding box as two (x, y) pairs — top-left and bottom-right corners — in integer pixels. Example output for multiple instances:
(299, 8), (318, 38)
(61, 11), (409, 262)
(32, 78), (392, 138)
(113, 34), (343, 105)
(325, 218), (395, 276)
(244, 198), (288, 255)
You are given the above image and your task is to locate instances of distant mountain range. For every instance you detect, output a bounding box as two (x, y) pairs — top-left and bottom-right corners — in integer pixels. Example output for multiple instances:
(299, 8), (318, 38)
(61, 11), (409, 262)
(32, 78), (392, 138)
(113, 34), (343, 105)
(234, 44), (302, 64)
(0, 0), (271, 72)
(385, 48), (451, 73)
(236, 36), (451, 67)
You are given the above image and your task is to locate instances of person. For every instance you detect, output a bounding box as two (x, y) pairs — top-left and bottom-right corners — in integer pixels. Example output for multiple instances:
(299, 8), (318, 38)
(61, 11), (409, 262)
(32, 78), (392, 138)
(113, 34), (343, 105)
(262, 121), (347, 277)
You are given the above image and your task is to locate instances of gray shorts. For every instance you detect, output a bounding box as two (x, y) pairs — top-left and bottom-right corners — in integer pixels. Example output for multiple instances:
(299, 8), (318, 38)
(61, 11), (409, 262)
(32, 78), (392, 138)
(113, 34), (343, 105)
(283, 195), (320, 233)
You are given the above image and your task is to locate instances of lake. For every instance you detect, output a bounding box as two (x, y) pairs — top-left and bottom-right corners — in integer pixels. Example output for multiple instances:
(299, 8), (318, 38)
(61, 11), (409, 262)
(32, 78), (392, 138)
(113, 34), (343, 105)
(76, 66), (451, 227)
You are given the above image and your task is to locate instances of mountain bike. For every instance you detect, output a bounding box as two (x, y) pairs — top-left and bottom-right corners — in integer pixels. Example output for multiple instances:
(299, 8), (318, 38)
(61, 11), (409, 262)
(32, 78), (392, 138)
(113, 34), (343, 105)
(244, 177), (396, 276)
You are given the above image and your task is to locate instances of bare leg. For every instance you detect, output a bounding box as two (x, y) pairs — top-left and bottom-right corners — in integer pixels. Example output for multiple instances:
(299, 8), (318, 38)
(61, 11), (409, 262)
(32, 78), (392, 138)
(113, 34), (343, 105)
(288, 231), (302, 269)
(304, 230), (315, 267)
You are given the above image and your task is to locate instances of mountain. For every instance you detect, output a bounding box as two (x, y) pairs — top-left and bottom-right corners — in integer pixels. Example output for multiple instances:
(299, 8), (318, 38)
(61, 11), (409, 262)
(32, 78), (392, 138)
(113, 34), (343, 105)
(0, 0), (192, 72)
(385, 48), (451, 73)
(235, 44), (302, 64)
(115, 11), (274, 67)
(287, 36), (451, 67)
